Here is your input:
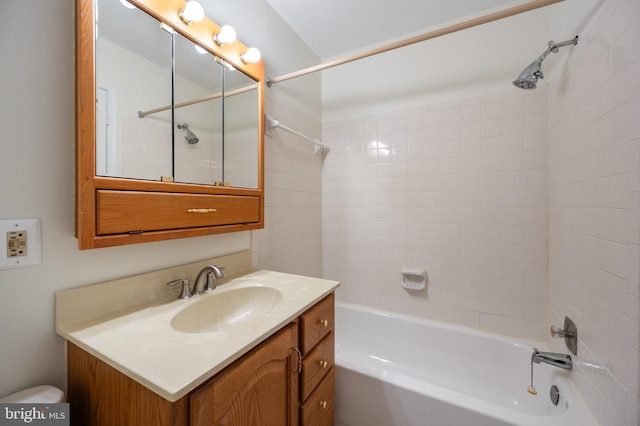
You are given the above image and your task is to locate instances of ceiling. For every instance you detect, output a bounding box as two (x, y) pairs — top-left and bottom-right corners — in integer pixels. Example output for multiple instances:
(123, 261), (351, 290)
(265, 0), (541, 60)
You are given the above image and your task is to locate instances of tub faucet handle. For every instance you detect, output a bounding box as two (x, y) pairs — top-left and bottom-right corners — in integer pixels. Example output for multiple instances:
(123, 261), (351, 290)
(550, 316), (578, 356)
(550, 325), (574, 338)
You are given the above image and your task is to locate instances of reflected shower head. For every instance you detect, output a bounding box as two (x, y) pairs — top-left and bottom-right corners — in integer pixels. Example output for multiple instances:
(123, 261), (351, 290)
(513, 36), (578, 90)
(177, 123), (199, 144)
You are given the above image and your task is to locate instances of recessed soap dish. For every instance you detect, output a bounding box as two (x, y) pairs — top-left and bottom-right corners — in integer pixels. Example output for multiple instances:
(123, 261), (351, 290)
(401, 268), (427, 290)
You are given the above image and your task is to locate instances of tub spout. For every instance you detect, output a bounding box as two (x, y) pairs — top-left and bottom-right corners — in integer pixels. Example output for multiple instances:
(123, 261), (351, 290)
(532, 348), (572, 371)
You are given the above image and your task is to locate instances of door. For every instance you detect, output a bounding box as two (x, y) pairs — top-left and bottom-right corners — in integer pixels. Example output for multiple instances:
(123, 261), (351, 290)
(190, 323), (298, 426)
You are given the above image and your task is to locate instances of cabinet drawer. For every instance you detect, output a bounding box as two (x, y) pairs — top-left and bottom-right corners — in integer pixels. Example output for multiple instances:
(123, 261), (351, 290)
(300, 332), (334, 401)
(299, 293), (334, 355)
(96, 190), (260, 235)
(300, 368), (334, 426)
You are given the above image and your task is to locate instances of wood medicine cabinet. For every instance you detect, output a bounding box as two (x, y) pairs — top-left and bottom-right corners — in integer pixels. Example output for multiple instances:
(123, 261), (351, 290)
(76, 0), (264, 249)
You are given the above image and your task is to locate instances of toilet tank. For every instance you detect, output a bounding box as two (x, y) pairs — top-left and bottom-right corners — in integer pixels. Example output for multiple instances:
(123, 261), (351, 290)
(0, 385), (66, 403)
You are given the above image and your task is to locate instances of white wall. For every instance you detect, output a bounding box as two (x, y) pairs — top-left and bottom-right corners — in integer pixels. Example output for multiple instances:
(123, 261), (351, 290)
(547, 0), (640, 424)
(322, 88), (551, 340)
(0, 0), (321, 399)
(252, 93), (324, 277)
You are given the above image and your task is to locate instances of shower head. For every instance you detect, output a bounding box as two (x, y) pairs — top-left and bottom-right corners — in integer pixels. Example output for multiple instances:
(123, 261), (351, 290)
(185, 128), (199, 144)
(513, 59), (544, 90)
(513, 36), (578, 90)
(177, 123), (199, 144)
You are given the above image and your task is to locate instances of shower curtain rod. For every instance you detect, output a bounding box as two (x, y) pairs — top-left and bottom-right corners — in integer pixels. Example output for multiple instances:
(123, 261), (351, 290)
(137, 83), (258, 118)
(266, 0), (564, 86)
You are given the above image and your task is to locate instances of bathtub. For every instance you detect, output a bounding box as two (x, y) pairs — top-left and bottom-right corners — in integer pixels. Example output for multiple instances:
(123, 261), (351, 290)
(334, 303), (597, 426)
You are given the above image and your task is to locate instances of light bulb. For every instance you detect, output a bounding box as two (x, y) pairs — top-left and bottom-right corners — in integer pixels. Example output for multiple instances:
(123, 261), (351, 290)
(194, 45), (207, 55)
(120, 0), (136, 9)
(241, 47), (261, 64)
(214, 25), (237, 46)
(179, 1), (204, 24)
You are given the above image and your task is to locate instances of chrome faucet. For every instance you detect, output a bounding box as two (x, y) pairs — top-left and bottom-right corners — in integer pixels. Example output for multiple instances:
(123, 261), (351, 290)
(193, 265), (224, 295)
(531, 348), (573, 371)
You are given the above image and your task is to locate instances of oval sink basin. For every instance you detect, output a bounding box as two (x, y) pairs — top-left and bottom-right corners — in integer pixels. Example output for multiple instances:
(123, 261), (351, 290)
(171, 286), (283, 333)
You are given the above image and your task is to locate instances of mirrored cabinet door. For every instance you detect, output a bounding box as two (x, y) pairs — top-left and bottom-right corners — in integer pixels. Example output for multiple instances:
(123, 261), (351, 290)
(173, 33), (224, 186)
(223, 67), (260, 189)
(96, 0), (173, 181)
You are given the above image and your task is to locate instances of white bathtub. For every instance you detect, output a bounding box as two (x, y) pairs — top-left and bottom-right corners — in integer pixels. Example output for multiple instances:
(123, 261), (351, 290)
(334, 303), (597, 426)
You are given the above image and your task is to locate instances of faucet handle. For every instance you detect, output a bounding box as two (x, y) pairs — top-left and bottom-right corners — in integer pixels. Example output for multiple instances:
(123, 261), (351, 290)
(203, 272), (216, 292)
(204, 266), (225, 292)
(204, 267), (225, 292)
(167, 279), (192, 299)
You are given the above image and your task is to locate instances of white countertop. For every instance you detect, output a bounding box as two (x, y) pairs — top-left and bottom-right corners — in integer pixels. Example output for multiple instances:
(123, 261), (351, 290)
(56, 264), (338, 402)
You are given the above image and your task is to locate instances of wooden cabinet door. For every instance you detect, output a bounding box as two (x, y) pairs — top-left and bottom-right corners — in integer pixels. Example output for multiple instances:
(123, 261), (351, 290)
(190, 323), (299, 426)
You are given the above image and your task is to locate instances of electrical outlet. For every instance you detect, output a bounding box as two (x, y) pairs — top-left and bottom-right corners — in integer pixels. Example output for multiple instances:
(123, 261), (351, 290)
(7, 230), (28, 257)
(0, 219), (41, 270)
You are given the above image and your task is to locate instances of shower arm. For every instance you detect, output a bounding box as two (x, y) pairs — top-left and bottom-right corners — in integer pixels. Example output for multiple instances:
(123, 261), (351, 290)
(537, 36), (579, 64)
(551, 35), (579, 50)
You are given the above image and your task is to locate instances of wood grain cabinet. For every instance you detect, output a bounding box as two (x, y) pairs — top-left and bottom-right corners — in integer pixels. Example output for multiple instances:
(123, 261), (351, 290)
(299, 293), (335, 426)
(190, 323), (298, 426)
(67, 294), (334, 426)
(75, 0), (266, 250)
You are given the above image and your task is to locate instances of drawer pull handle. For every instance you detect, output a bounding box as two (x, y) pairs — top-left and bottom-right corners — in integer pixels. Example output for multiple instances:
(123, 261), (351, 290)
(187, 208), (217, 213)
(319, 360), (328, 368)
(319, 319), (329, 327)
(320, 400), (327, 409)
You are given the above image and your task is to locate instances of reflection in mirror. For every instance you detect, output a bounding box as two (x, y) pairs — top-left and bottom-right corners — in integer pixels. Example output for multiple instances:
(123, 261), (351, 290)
(93, 0), (261, 190)
(223, 67), (259, 189)
(96, 0), (172, 181)
(173, 33), (224, 185)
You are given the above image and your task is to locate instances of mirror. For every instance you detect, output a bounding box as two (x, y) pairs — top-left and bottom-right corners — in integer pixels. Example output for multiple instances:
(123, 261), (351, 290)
(173, 32), (224, 186)
(222, 66), (260, 189)
(96, 2), (173, 180)
(76, 0), (265, 249)
(94, 0), (259, 189)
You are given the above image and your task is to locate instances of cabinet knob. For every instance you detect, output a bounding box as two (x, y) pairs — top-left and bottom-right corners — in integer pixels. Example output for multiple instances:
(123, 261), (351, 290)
(320, 400), (327, 409)
(319, 360), (328, 368)
(318, 319), (329, 327)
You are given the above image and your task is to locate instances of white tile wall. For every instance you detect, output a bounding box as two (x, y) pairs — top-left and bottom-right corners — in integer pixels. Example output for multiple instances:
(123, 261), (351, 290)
(548, 0), (640, 424)
(322, 87), (550, 341)
(251, 95), (323, 277)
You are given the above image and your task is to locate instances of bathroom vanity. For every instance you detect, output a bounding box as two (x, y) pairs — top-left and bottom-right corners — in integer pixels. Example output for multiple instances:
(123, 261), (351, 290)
(56, 253), (338, 425)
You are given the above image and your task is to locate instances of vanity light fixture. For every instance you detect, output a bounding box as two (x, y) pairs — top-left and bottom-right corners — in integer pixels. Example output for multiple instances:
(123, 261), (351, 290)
(214, 25), (237, 46)
(119, 0), (136, 9)
(179, 1), (205, 25)
(241, 47), (261, 64)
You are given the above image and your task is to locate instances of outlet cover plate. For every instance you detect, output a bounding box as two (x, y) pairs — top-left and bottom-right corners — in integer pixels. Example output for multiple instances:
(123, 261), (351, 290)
(0, 219), (41, 270)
